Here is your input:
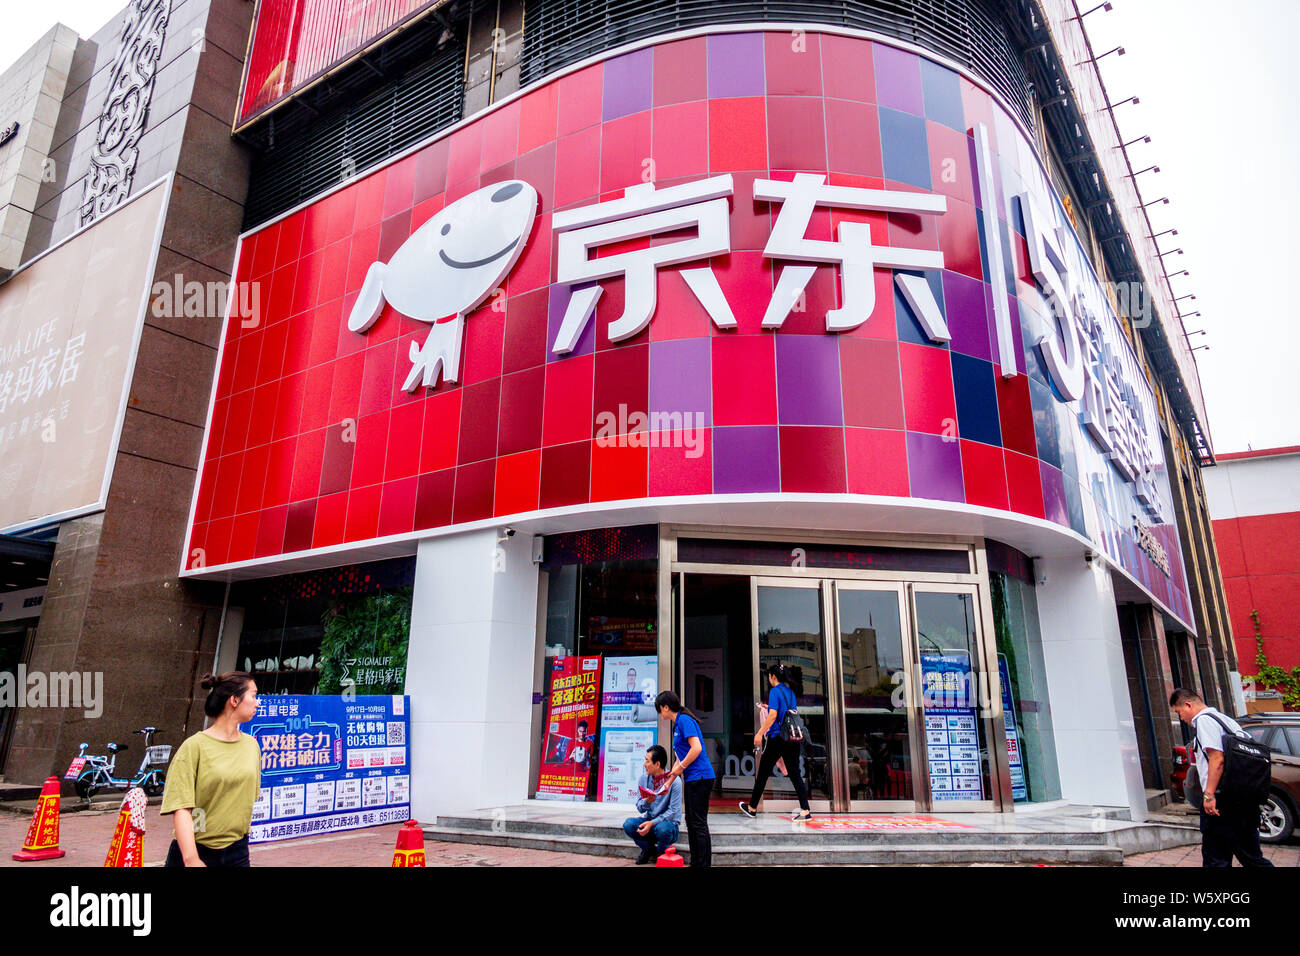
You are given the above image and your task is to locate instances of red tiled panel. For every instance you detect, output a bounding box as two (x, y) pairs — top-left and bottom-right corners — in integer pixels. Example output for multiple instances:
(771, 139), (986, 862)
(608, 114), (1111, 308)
(841, 338), (903, 429)
(414, 469), (455, 530)
(649, 428), (713, 496)
(557, 64), (603, 136)
(378, 476), (418, 537)
(709, 98), (766, 172)
(420, 389), (461, 473)
(312, 492), (348, 548)
(825, 100), (883, 179)
(995, 371), (1037, 457)
(651, 101), (708, 182)
(543, 354), (594, 447)
(519, 83), (559, 154)
(495, 449), (542, 516)
(765, 31), (822, 96)
(960, 439), (1008, 510)
(899, 343), (956, 435)
(712, 335), (777, 426)
(344, 484), (382, 542)
(845, 427), (909, 496)
(540, 440), (591, 509)
(591, 439), (648, 503)
(498, 366), (546, 456)
(767, 96), (827, 171)
(453, 459), (496, 524)
(653, 37), (706, 106)
(1247, 573), (1300, 639)
(457, 380), (501, 465)
(779, 426), (847, 493)
(821, 34), (875, 102)
(1005, 449), (1045, 519)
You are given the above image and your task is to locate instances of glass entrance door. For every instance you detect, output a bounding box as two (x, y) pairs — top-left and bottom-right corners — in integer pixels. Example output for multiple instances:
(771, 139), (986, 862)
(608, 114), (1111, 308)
(913, 586), (996, 809)
(752, 579), (834, 809)
(834, 582), (919, 810)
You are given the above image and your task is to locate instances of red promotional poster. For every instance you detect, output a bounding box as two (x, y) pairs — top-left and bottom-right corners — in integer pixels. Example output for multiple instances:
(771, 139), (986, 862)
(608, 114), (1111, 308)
(535, 656), (603, 801)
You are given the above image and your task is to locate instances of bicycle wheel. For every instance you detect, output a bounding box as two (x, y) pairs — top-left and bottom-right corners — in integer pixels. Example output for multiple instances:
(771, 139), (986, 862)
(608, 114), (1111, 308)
(75, 770), (99, 800)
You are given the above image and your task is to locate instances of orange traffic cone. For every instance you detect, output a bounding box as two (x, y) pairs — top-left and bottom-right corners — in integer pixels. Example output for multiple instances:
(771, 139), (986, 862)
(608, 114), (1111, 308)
(392, 820), (426, 866)
(13, 777), (66, 861)
(104, 788), (147, 867)
(655, 846), (686, 867)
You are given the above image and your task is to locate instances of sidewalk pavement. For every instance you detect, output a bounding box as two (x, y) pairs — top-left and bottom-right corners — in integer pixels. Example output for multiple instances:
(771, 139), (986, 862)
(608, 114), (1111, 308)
(1, 799), (1293, 866)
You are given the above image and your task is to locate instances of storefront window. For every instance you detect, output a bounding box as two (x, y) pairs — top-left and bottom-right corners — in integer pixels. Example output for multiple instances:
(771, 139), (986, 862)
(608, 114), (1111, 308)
(533, 526), (659, 803)
(231, 557), (415, 695)
(988, 543), (1062, 803)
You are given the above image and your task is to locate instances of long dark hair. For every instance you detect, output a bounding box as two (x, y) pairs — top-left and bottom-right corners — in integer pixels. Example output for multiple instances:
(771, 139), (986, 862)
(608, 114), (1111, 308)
(654, 690), (700, 723)
(201, 672), (256, 718)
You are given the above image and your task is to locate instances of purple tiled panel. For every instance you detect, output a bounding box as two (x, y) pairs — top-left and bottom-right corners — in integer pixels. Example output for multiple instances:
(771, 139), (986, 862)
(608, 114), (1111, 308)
(547, 283), (596, 359)
(873, 44), (924, 116)
(707, 33), (766, 98)
(603, 48), (653, 121)
(649, 338), (711, 425)
(776, 335), (843, 425)
(714, 425), (780, 493)
(906, 432), (964, 502)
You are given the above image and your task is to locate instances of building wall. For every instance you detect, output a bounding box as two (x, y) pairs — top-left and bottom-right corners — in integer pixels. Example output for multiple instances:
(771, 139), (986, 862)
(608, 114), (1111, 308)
(3, 0), (255, 784)
(1204, 449), (1300, 692)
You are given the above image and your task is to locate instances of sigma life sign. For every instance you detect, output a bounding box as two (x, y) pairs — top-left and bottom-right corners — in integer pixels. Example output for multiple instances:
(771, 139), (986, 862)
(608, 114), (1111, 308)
(343, 135), (1163, 524)
(185, 31), (1189, 624)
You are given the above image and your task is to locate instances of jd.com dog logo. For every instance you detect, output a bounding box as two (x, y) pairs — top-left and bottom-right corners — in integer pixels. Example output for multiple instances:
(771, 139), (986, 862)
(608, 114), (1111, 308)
(347, 180), (539, 391)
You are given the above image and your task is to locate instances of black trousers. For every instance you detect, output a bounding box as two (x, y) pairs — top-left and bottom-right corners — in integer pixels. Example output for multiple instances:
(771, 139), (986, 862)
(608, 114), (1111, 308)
(683, 778), (712, 868)
(1199, 798), (1273, 868)
(164, 835), (251, 868)
(749, 737), (811, 811)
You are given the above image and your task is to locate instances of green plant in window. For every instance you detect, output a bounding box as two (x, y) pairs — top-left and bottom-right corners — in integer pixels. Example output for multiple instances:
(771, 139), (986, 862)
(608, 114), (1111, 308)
(318, 587), (413, 695)
(1246, 608), (1300, 710)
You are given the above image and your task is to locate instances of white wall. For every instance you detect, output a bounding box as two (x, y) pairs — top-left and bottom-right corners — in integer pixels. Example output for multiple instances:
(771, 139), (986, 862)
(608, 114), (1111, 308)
(1034, 553), (1148, 821)
(1203, 452), (1300, 521)
(406, 527), (540, 821)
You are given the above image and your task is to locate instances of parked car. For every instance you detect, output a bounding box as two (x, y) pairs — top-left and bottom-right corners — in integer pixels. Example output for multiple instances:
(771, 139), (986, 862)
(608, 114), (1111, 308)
(1237, 715), (1300, 844)
(1170, 745), (1189, 802)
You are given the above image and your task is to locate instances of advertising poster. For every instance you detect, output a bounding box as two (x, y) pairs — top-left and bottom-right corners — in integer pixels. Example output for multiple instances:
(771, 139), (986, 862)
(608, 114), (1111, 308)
(683, 647), (724, 734)
(597, 656), (658, 803)
(535, 656), (602, 800)
(920, 651), (984, 801)
(246, 694), (410, 843)
(997, 654), (1028, 801)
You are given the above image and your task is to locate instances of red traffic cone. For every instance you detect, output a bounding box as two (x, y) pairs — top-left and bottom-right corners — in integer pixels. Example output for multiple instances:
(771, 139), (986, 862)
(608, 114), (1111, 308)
(13, 777), (66, 861)
(655, 846), (686, 867)
(392, 820), (426, 867)
(105, 788), (147, 867)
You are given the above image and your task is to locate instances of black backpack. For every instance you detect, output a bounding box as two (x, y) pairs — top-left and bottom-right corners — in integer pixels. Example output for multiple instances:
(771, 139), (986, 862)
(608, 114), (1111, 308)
(777, 687), (808, 744)
(1192, 712), (1272, 805)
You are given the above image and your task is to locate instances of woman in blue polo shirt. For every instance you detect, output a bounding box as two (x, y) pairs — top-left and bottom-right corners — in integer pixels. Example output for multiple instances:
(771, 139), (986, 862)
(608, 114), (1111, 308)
(656, 690), (715, 868)
(739, 663), (812, 821)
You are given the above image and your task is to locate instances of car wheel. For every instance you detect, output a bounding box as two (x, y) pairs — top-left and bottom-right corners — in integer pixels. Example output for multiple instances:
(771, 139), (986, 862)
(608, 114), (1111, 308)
(1258, 792), (1295, 844)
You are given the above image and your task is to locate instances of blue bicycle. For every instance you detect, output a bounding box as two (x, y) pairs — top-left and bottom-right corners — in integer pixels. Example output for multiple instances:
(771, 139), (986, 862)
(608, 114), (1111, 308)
(65, 726), (171, 799)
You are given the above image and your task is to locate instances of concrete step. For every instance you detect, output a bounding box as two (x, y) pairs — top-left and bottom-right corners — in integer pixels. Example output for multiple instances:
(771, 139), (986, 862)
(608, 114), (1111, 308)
(435, 814), (1113, 847)
(424, 825), (1123, 865)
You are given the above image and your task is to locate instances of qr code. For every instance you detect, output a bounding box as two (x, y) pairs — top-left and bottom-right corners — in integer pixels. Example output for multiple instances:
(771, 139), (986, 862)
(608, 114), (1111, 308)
(386, 722), (406, 746)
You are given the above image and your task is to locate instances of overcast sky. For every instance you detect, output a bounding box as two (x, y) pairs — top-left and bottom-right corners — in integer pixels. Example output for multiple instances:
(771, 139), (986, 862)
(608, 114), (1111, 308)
(3, 1), (1296, 455)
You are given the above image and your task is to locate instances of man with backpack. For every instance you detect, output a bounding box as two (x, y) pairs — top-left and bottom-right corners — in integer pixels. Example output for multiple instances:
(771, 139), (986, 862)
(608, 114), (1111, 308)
(1170, 688), (1274, 867)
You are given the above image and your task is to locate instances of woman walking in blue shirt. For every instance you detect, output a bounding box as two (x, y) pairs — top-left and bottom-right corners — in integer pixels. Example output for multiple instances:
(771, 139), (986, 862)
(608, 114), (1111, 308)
(656, 690), (715, 867)
(739, 663), (813, 821)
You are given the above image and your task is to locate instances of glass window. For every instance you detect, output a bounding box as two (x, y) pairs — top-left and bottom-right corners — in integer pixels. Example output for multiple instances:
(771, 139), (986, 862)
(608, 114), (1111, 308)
(1280, 727), (1300, 757)
(534, 556), (659, 802)
(231, 557), (415, 695)
(991, 570), (1063, 803)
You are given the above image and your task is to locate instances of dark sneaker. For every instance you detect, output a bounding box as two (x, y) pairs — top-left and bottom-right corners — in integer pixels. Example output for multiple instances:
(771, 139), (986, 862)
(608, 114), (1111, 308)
(791, 809), (813, 822)
(635, 849), (654, 865)
(738, 802), (757, 818)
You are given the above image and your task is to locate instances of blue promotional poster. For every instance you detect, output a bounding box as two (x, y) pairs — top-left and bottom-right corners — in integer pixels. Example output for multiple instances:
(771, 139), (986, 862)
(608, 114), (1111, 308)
(997, 654), (1028, 802)
(920, 651), (984, 801)
(247, 695), (411, 843)
(596, 656), (658, 804)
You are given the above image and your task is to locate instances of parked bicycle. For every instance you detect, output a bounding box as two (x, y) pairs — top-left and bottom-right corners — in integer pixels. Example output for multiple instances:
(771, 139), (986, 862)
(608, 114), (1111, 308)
(64, 727), (171, 799)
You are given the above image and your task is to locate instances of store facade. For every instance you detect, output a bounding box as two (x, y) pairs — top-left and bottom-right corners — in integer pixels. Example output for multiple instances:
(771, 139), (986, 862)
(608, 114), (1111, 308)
(185, 20), (1205, 821)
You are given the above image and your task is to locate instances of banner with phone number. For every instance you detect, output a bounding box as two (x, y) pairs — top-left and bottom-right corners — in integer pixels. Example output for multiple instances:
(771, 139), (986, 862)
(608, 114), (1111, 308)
(246, 694), (410, 843)
(536, 656), (602, 800)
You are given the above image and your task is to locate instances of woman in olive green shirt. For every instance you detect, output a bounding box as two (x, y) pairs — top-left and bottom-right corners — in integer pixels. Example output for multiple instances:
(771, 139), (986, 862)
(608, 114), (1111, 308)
(161, 672), (262, 867)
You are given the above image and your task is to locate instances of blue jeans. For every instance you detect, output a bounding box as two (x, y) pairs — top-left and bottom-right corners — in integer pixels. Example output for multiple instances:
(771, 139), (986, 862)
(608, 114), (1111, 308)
(623, 817), (679, 856)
